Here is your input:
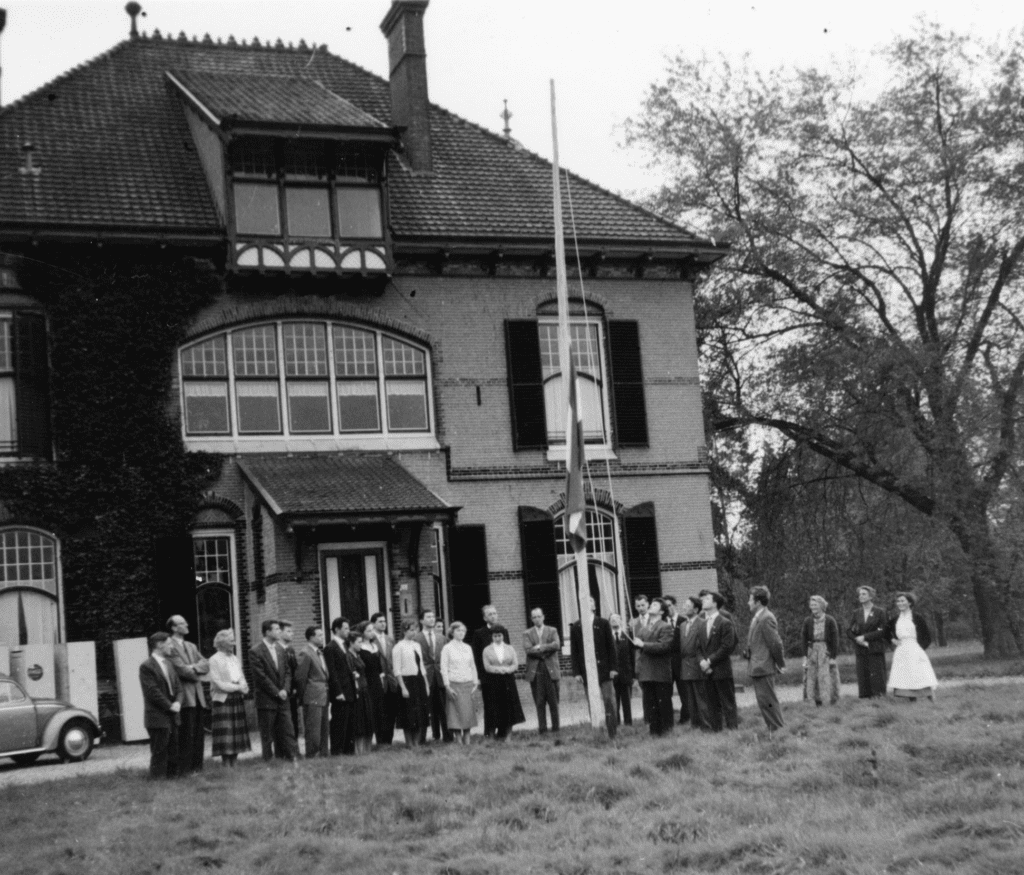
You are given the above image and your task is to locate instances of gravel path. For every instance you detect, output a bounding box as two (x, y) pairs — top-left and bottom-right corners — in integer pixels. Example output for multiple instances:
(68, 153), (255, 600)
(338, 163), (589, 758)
(2, 674), (1021, 788)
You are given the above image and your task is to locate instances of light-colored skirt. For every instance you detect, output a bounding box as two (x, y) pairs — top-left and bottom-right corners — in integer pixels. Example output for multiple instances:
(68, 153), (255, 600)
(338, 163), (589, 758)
(887, 639), (938, 695)
(803, 641), (840, 705)
(446, 681), (477, 730)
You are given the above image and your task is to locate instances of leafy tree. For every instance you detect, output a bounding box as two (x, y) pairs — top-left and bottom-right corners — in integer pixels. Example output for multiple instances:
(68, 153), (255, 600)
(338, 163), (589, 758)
(628, 24), (1024, 655)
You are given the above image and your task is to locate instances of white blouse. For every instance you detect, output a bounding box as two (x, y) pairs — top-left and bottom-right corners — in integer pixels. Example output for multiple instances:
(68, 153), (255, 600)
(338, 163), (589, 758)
(208, 651), (247, 703)
(391, 639), (427, 678)
(440, 640), (478, 685)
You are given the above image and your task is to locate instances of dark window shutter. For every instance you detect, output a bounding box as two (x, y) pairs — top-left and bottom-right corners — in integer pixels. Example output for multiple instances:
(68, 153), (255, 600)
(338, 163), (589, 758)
(449, 525), (491, 630)
(622, 504), (661, 601)
(519, 506), (561, 632)
(153, 535), (198, 629)
(505, 320), (547, 450)
(13, 311), (52, 460)
(608, 320), (648, 447)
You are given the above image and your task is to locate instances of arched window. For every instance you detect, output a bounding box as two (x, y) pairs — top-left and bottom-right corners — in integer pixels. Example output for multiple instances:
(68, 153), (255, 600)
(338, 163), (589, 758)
(553, 508), (620, 631)
(192, 533), (237, 658)
(0, 527), (63, 646)
(180, 320), (433, 448)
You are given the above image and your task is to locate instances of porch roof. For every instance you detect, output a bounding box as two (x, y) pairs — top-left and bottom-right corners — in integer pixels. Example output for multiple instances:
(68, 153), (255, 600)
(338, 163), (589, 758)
(236, 453), (457, 526)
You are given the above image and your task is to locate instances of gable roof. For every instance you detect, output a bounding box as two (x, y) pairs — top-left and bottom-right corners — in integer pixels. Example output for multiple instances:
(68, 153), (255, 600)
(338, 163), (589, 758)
(0, 32), (712, 251)
(168, 70), (390, 131)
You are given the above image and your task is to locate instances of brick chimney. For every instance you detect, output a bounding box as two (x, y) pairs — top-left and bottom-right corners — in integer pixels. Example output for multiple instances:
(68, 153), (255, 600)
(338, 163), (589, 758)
(380, 0), (432, 173)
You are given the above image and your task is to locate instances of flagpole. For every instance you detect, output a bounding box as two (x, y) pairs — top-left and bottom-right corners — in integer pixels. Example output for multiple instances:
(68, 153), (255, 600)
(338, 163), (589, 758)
(551, 79), (605, 733)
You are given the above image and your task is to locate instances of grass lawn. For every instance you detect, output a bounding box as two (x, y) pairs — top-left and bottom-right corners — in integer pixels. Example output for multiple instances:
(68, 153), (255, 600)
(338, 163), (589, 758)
(4, 683), (1024, 875)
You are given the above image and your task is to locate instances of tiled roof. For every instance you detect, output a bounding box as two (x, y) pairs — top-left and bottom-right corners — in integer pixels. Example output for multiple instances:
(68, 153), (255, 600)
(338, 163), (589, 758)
(0, 33), (704, 247)
(169, 70), (389, 129)
(237, 453), (452, 519)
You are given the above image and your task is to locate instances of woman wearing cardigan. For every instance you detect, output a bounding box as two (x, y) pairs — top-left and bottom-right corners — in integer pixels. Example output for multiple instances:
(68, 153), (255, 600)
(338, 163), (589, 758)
(482, 626), (525, 739)
(848, 585), (888, 698)
(440, 621), (479, 744)
(802, 595), (840, 706)
(885, 592), (937, 701)
(207, 628), (251, 766)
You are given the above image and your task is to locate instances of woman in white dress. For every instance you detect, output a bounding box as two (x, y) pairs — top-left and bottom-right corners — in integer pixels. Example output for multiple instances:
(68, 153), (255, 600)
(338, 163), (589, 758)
(884, 592), (938, 701)
(440, 621), (479, 744)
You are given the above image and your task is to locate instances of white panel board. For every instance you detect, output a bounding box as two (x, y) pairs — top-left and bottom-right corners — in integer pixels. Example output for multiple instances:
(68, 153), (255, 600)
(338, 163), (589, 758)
(114, 637), (150, 743)
(66, 641), (98, 720)
(0, 645), (8, 676)
(18, 644), (56, 699)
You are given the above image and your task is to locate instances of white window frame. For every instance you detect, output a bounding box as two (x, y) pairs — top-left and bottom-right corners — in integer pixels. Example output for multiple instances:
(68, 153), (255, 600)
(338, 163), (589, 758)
(179, 320), (439, 453)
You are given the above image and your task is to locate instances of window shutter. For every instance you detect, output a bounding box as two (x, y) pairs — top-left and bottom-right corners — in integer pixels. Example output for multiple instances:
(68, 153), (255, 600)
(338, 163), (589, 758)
(505, 320), (547, 450)
(608, 320), (649, 447)
(13, 311), (52, 460)
(622, 503), (661, 601)
(449, 525), (491, 630)
(519, 506), (561, 632)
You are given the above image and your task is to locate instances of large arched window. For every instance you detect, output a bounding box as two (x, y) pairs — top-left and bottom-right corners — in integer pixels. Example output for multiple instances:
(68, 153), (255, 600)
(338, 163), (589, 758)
(192, 532), (238, 658)
(180, 320), (433, 449)
(553, 508), (620, 632)
(0, 527), (63, 646)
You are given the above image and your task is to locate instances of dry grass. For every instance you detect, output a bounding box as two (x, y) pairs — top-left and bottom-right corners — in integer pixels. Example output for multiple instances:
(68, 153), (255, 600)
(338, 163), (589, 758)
(3, 684), (1024, 875)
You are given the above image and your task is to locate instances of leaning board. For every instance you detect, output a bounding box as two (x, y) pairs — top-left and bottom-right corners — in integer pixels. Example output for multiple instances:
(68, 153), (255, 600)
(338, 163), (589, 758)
(114, 637), (149, 742)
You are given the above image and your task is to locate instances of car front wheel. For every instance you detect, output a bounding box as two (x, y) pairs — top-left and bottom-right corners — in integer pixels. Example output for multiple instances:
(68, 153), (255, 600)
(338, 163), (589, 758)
(57, 720), (95, 763)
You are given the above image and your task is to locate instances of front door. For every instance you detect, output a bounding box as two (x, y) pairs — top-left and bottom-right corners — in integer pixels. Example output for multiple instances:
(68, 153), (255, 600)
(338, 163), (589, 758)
(320, 545), (388, 627)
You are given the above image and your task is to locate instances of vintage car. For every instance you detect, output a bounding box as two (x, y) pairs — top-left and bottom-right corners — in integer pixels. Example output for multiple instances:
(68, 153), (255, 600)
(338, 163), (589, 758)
(0, 674), (101, 765)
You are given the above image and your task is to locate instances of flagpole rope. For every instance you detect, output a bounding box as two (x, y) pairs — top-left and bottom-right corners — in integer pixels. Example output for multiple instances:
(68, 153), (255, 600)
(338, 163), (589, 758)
(563, 170), (633, 619)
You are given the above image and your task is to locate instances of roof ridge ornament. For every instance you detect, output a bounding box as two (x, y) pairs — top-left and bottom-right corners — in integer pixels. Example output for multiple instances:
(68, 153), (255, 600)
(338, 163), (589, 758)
(124, 2), (144, 40)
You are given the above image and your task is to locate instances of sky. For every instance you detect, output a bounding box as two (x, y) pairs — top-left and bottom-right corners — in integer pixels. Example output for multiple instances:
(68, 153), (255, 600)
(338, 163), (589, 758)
(0, 1), (1019, 199)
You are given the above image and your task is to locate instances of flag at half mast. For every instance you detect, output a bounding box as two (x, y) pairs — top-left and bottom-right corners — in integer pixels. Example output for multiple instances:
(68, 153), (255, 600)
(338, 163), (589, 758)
(564, 352), (587, 553)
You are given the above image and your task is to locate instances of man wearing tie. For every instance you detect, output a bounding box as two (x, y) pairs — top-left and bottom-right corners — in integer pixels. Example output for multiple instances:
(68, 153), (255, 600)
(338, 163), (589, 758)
(608, 613), (635, 726)
(279, 620), (300, 750)
(629, 594), (651, 723)
(325, 617), (354, 755)
(140, 631), (183, 779)
(523, 607), (561, 734)
(416, 609), (452, 742)
(165, 614), (209, 775)
(678, 596), (712, 730)
(249, 618), (298, 761)
(746, 586), (786, 731)
(294, 625), (330, 757)
(370, 612), (397, 744)
(699, 591), (739, 731)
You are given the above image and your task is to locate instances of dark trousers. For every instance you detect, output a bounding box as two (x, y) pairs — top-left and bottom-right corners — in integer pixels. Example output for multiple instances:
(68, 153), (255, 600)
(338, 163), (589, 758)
(289, 694), (300, 740)
(428, 676), (452, 741)
(176, 706), (205, 773)
(613, 677), (633, 725)
(377, 690), (397, 744)
(329, 698), (353, 755)
(257, 707), (297, 761)
(855, 649), (887, 698)
(147, 724), (178, 778)
(752, 674), (784, 731)
(684, 679), (712, 730)
(641, 681), (674, 736)
(530, 668), (560, 732)
(675, 678), (689, 724)
(303, 703), (330, 758)
(706, 676), (738, 730)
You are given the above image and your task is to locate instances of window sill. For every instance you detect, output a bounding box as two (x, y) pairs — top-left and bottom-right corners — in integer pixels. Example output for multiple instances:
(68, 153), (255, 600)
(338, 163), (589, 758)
(184, 435), (441, 454)
(545, 445), (618, 463)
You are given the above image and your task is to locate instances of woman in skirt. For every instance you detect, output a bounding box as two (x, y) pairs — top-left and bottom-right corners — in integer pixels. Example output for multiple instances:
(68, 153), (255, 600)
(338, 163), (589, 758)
(392, 619), (430, 745)
(885, 592), (938, 701)
(482, 626), (525, 739)
(440, 621), (479, 744)
(355, 621), (386, 745)
(345, 632), (374, 755)
(802, 595), (840, 706)
(207, 628), (251, 766)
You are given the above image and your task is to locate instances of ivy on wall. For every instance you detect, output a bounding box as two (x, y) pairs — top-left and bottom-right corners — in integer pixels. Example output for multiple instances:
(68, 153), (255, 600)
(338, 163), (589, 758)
(0, 250), (224, 673)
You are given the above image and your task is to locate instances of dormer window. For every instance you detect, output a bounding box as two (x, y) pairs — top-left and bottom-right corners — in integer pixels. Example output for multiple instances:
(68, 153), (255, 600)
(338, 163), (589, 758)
(227, 139), (387, 273)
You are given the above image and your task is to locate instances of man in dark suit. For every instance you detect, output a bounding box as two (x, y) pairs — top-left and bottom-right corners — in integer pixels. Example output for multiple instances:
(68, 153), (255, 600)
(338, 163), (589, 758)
(662, 595), (688, 725)
(416, 609), (452, 742)
(472, 604), (509, 738)
(139, 631), (183, 779)
(570, 597), (619, 737)
(698, 591), (738, 730)
(294, 625), (330, 758)
(279, 620), (300, 749)
(325, 617), (354, 755)
(746, 586), (786, 731)
(249, 618), (298, 762)
(523, 607), (562, 734)
(848, 585), (888, 698)
(370, 612), (397, 744)
(165, 614), (209, 775)
(631, 597), (675, 736)
(678, 596), (712, 730)
(608, 612), (635, 726)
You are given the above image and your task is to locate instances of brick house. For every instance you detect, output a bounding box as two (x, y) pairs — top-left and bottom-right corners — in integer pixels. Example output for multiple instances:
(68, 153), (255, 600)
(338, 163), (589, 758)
(0, 1), (723, 665)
